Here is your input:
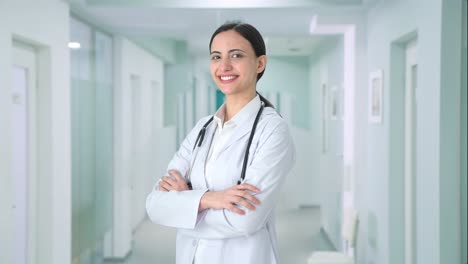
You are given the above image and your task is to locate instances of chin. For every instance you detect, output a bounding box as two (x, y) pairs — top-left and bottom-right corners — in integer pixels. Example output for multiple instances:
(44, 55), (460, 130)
(218, 86), (237, 95)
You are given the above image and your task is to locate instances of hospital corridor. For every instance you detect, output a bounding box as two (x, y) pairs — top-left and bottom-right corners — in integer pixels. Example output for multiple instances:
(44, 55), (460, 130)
(0, 0), (466, 264)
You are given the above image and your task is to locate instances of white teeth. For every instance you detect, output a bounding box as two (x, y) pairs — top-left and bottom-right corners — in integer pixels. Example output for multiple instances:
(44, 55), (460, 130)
(220, 76), (236, 81)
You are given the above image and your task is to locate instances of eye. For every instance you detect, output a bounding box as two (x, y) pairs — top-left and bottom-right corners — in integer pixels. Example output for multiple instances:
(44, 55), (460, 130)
(231, 53), (243, 59)
(211, 55), (221, 60)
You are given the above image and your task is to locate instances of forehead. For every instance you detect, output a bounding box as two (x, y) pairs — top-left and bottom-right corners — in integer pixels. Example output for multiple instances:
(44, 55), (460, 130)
(210, 30), (253, 52)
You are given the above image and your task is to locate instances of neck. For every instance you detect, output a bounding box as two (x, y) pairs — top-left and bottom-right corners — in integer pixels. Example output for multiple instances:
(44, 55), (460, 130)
(224, 90), (256, 122)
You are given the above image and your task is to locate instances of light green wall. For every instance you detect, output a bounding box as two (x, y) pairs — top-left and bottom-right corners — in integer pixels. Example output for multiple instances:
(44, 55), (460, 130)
(129, 36), (180, 64)
(365, 0), (463, 263)
(258, 56), (310, 129)
(388, 40), (407, 264)
(439, 1), (463, 263)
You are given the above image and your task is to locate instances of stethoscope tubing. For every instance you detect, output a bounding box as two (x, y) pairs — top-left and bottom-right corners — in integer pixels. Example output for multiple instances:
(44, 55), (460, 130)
(238, 101), (264, 184)
(188, 101), (265, 188)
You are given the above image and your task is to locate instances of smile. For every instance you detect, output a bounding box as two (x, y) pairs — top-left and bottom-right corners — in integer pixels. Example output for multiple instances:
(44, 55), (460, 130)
(219, 75), (238, 81)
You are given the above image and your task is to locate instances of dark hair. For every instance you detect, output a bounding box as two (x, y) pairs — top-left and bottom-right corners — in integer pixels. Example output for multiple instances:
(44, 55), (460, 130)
(209, 22), (274, 108)
(209, 22), (267, 82)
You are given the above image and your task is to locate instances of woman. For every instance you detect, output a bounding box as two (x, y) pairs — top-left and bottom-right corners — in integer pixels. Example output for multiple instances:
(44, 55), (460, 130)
(146, 22), (295, 264)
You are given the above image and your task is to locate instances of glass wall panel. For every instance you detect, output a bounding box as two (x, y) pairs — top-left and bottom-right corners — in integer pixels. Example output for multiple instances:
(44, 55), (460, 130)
(70, 16), (114, 263)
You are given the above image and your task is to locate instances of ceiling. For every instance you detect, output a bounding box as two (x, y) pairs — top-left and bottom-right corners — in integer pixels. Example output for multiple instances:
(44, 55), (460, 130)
(69, 0), (375, 59)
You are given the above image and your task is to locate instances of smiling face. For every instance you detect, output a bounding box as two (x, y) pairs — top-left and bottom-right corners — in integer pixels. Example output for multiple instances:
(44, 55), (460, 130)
(209, 30), (266, 98)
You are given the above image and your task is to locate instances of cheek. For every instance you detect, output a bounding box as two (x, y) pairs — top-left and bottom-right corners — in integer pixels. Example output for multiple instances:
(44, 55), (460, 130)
(210, 64), (217, 78)
(243, 62), (258, 79)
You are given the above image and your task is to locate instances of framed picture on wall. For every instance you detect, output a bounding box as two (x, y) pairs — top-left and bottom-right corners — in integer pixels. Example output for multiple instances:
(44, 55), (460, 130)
(368, 69), (383, 124)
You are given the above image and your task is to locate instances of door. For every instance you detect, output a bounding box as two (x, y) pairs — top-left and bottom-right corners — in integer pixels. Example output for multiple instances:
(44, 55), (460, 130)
(11, 41), (38, 264)
(404, 39), (417, 264)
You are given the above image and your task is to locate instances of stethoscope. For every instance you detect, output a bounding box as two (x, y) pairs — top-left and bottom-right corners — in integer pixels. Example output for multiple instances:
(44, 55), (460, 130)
(186, 99), (267, 189)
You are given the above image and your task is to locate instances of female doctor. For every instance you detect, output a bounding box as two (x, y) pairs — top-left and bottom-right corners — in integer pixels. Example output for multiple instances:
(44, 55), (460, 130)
(146, 22), (295, 264)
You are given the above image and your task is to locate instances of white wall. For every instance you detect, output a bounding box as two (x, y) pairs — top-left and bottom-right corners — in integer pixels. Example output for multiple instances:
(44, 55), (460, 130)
(308, 38), (345, 247)
(110, 36), (171, 258)
(361, 1), (463, 263)
(0, 1), (71, 264)
(286, 127), (320, 207)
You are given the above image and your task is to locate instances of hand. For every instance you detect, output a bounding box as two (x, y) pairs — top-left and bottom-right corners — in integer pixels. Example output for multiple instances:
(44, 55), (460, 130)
(199, 184), (261, 215)
(158, 170), (190, 192)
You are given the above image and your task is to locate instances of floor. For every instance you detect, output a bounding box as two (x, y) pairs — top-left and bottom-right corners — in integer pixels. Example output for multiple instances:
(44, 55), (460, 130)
(101, 204), (332, 264)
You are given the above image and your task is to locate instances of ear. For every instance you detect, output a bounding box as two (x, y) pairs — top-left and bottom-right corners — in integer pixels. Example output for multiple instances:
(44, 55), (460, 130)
(256, 55), (267, 74)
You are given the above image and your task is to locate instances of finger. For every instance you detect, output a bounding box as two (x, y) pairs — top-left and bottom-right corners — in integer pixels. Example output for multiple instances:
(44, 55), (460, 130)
(158, 185), (169, 192)
(226, 203), (245, 215)
(176, 181), (189, 191)
(169, 169), (182, 177)
(159, 181), (168, 189)
(160, 181), (174, 191)
(162, 176), (176, 185)
(233, 197), (256, 211)
(236, 183), (260, 193)
(235, 190), (261, 205)
(169, 170), (185, 183)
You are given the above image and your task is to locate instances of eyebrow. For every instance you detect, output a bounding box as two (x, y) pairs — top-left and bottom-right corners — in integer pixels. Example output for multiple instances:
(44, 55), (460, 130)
(210, 49), (247, 55)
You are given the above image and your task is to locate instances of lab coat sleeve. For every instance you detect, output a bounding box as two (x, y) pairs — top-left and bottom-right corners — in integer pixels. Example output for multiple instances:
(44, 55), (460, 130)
(183, 119), (295, 238)
(146, 117), (210, 229)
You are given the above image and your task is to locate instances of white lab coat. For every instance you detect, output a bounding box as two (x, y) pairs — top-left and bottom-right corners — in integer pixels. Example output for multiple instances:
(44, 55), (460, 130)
(146, 105), (295, 264)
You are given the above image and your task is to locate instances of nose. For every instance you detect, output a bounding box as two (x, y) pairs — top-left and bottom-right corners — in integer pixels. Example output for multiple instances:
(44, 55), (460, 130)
(219, 57), (233, 71)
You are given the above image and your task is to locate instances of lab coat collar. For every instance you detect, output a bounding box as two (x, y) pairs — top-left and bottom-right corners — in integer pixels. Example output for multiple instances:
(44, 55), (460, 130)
(214, 95), (263, 157)
(213, 95), (261, 129)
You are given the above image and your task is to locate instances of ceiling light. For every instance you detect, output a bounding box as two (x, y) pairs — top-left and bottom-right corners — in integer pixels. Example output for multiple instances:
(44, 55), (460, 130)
(68, 42), (81, 49)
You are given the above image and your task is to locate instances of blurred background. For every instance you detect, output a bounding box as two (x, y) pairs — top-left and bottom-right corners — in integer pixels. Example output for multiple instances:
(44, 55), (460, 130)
(0, 0), (466, 264)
